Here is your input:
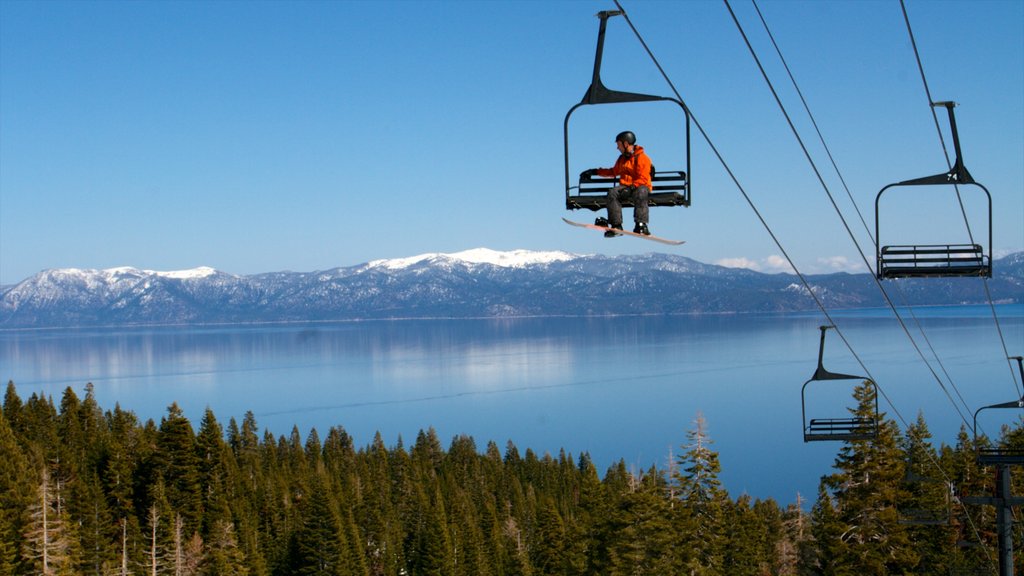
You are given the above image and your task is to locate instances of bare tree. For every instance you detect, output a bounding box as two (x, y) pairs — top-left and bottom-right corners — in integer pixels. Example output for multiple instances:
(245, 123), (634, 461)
(22, 466), (72, 575)
(116, 518), (132, 576)
(171, 514), (202, 576)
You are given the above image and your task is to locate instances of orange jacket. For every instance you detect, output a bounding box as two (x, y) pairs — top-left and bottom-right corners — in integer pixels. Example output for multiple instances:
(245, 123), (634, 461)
(596, 145), (652, 189)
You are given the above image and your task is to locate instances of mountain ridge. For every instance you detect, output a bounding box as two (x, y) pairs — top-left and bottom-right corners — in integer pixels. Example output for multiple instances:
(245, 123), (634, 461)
(2, 250), (1021, 328)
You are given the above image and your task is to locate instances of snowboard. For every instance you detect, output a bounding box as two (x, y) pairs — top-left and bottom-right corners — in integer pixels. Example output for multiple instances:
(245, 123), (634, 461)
(561, 218), (685, 246)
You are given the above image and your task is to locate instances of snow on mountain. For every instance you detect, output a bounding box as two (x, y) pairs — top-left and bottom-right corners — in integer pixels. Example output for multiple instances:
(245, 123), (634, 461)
(152, 266), (221, 280)
(366, 248), (579, 270)
(1, 250), (1020, 328)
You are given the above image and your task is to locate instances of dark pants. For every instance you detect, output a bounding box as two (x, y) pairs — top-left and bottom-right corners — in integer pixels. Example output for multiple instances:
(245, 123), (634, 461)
(606, 185), (649, 227)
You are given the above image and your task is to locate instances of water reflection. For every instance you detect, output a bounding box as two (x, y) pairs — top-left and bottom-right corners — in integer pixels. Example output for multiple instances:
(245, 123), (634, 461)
(1, 307), (1020, 504)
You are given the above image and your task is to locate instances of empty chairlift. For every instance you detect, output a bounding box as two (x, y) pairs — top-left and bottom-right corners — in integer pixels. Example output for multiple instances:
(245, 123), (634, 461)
(801, 326), (879, 442)
(971, 356), (1024, 466)
(963, 356), (1024, 576)
(564, 10), (691, 212)
(875, 102), (992, 279)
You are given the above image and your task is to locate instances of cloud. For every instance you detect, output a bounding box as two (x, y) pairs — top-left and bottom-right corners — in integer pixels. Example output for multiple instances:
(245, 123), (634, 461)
(716, 255), (868, 274)
(715, 257), (762, 270)
(814, 255), (869, 274)
(763, 255), (794, 274)
(715, 255), (794, 273)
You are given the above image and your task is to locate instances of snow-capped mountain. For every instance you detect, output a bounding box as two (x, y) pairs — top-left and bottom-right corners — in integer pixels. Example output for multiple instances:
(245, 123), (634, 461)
(1, 250), (1020, 328)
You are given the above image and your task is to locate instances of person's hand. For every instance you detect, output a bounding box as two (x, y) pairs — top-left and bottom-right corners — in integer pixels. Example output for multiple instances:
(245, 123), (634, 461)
(581, 169), (598, 178)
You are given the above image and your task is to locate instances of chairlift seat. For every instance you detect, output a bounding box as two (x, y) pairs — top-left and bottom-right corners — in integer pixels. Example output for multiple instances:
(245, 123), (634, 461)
(567, 170), (690, 211)
(976, 448), (1024, 466)
(878, 244), (990, 278)
(804, 417), (877, 442)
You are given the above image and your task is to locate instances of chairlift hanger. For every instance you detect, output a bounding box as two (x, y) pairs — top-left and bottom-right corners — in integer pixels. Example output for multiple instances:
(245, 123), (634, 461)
(874, 102), (993, 279)
(800, 325), (879, 442)
(564, 10), (692, 212)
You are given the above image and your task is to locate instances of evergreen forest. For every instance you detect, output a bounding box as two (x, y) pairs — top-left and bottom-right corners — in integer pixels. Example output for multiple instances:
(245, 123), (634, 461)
(1, 379), (1021, 575)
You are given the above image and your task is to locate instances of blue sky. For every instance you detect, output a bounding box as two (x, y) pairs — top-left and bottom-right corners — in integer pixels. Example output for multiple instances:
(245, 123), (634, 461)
(1, 0), (1021, 285)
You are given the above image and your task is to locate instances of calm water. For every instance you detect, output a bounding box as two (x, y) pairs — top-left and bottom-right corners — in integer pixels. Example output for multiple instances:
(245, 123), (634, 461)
(2, 305), (1021, 505)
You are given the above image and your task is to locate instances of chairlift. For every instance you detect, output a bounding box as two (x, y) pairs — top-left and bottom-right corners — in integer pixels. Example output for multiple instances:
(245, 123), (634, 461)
(564, 10), (691, 212)
(800, 325), (879, 442)
(875, 102), (992, 279)
(971, 356), (1024, 466)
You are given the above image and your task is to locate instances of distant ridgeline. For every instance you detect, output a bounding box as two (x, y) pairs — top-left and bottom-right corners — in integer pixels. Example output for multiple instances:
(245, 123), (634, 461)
(1, 379), (1012, 574)
(1, 250), (1021, 327)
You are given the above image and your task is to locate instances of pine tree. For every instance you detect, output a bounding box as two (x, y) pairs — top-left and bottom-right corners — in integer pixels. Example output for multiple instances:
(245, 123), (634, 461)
(358, 431), (401, 576)
(103, 404), (142, 523)
(228, 412), (269, 576)
(196, 407), (235, 539)
(2, 381), (23, 439)
(0, 402), (31, 575)
(75, 469), (117, 574)
(898, 413), (954, 573)
(416, 483), (455, 576)
(674, 411), (727, 574)
(806, 481), (845, 576)
(155, 403), (203, 534)
(201, 519), (249, 576)
(821, 380), (915, 574)
(291, 472), (346, 576)
(20, 392), (60, 461)
(531, 497), (566, 575)
(602, 466), (680, 576)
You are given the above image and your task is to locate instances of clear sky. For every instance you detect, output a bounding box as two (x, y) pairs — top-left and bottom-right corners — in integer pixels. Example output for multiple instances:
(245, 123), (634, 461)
(1, 0), (1021, 285)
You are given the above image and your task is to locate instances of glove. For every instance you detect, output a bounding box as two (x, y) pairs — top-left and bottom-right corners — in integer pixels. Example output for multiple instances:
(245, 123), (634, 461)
(582, 169), (598, 178)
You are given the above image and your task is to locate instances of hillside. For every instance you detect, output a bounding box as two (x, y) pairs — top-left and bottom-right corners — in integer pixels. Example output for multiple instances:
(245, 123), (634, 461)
(2, 250), (1020, 328)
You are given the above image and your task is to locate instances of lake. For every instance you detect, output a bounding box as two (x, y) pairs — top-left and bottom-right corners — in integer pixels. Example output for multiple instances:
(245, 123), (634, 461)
(2, 304), (1021, 506)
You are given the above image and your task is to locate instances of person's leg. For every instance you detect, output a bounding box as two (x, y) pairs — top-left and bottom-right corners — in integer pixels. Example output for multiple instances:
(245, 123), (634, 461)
(633, 185), (649, 225)
(632, 185), (650, 234)
(606, 185), (626, 228)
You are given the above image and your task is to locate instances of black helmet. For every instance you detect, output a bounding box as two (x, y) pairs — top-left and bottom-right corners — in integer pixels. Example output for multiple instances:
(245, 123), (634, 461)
(615, 131), (636, 145)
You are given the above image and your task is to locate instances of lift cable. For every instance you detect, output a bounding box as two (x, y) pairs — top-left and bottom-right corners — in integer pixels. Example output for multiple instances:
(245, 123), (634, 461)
(610, 1), (1013, 560)
(900, 0), (1022, 398)
(743, 0), (1004, 558)
(723, 0), (978, 432)
(611, 0), (975, 448)
(748, 0), (977, 430)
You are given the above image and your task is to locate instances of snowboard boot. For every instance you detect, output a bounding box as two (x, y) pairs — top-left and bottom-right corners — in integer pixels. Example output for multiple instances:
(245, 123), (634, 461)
(604, 224), (623, 238)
